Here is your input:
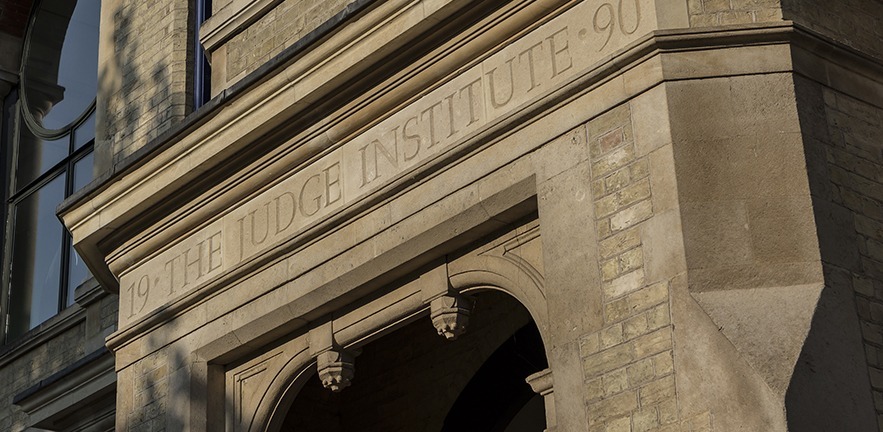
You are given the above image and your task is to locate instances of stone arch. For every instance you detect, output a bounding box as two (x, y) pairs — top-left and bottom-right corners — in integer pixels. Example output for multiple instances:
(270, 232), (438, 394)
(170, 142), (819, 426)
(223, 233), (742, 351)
(245, 350), (315, 432)
(249, 239), (553, 432)
(447, 253), (550, 345)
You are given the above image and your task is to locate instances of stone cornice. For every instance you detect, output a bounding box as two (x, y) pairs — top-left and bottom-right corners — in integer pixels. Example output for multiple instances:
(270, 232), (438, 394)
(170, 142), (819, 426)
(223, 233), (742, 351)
(63, 10), (883, 351)
(59, 0), (513, 292)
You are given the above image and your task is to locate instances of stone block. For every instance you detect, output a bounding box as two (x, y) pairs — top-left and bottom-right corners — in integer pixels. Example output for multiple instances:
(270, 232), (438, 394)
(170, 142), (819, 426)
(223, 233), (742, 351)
(581, 332), (602, 357)
(593, 145), (638, 179)
(584, 344), (636, 378)
(587, 391), (639, 427)
(627, 358), (656, 386)
(633, 328), (673, 358)
(639, 375), (677, 406)
(652, 351), (674, 376)
(610, 200), (654, 232)
(627, 282), (670, 313)
(632, 408), (659, 432)
(604, 269), (647, 300)
(603, 368), (630, 397)
(589, 104), (632, 140)
(648, 303), (672, 330)
(623, 314), (650, 340)
(600, 228), (642, 260)
(601, 324), (626, 349)
(606, 416), (633, 432)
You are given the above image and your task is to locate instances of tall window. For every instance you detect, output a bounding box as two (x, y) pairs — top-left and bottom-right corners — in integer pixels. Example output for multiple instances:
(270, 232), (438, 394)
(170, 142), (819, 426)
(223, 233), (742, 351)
(194, 0), (212, 108)
(2, 0), (99, 342)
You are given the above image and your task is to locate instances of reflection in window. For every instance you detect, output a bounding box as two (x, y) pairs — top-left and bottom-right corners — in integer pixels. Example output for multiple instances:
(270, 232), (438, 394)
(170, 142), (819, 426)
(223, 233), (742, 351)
(21, 0), (99, 132)
(8, 176), (65, 337)
(2, 0), (99, 342)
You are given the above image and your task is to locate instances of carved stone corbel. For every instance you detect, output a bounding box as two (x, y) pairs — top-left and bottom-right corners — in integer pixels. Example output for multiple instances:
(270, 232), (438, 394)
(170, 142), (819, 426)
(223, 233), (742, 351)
(526, 368), (556, 431)
(317, 349), (357, 392)
(430, 294), (475, 340)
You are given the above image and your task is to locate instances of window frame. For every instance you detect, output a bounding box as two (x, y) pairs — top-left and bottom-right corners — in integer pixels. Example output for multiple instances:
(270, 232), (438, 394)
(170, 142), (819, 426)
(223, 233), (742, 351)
(1, 0), (99, 344)
(194, 0), (212, 108)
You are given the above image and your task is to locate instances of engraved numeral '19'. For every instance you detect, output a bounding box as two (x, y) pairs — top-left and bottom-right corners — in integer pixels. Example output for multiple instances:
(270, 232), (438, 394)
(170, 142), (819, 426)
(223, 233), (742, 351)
(126, 275), (150, 318)
(593, 0), (641, 51)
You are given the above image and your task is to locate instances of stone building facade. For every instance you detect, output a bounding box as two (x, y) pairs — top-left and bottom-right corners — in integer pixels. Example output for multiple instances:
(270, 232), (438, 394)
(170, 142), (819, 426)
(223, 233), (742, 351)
(0, 0), (881, 431)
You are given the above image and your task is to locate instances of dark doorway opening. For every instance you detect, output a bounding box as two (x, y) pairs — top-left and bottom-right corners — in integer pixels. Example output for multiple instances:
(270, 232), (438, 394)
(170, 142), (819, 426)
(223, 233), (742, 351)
(278, 291), (548, 432)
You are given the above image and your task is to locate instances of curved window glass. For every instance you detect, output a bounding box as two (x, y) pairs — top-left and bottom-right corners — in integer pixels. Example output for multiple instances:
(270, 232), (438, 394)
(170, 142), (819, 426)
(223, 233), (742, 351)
(2, 0), (99, 343)
(21, 0), (99, 133)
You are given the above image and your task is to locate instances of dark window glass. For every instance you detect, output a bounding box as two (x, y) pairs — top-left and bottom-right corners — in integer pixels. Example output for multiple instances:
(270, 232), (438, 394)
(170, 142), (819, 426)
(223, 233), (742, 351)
(73, 110), (96, 149)
(3, 0), (99, 343)
(195, 0), (212, 108)
(73, 151), (93, 191)
(66, 244), (89, 305)
(8, 174), (65, 338)
(15, 126), (68, 189)
(21, 0), (100, 132)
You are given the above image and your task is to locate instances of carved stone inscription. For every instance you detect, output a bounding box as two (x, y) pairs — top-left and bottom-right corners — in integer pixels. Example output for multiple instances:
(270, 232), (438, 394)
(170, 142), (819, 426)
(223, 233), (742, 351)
(118, 0), (653, 326)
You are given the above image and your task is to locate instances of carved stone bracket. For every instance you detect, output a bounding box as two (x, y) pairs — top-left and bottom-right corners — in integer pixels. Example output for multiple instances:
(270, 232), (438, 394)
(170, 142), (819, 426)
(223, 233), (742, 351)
(526, 368), (556, 431)
(317, 349), (357, 392)
(430, 294), (475, 341)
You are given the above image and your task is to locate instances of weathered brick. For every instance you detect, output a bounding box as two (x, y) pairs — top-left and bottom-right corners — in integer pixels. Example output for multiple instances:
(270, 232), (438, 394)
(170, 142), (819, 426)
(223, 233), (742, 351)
(604, 269), (647, 300)
(606, 166), (633, 192)
(658, 399), (679, 425)
(602, 258), (622, 281)
(586, 377), (605, 402)
(600, 228), (642, 259)
(581, 332), (602, 357)
(633, 408), (659, 432)
(618, 180), (652, 210)
(614, 248), (645, 279)
(719, 10), (754, 24)
(610, 200), (654, 232)
(605, 298), (631, 324)
(628, 358), (656, 386)
(648, 303), (672, 330)
(640, 376), (677, 406)
(584, 344), (635, 378)
(602, 324), (626, 349)
(606, 416), (632, 432)
(587, 391), (639, 426)
(603, 369), (630, 397)
(631, 159), (650, 180)
(593, 179), (608, 198)
(633, 328), (673, 358)
(701, 0), (730, 12)
(593, 145), (638, 181)
(589, 104), (632, 139)
(599, 129), (626, 154)
(652, 351), (675, 376)
(628, 282), (670, 313)
(623, 314), (650, 340)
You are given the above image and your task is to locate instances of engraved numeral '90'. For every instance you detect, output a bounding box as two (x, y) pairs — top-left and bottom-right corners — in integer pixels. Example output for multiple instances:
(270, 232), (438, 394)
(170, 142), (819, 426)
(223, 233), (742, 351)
(593, 0), (641, 51)
(126, 275), (150, 318)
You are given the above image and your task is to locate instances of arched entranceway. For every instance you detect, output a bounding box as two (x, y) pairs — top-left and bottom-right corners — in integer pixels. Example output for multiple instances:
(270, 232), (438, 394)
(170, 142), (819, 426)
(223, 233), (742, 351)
(277, 291), (549, 432)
